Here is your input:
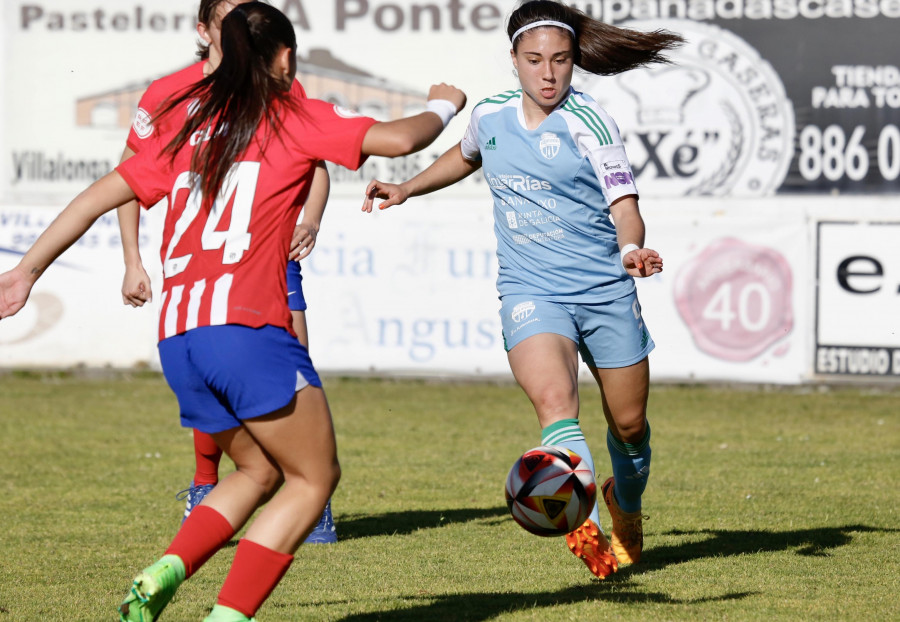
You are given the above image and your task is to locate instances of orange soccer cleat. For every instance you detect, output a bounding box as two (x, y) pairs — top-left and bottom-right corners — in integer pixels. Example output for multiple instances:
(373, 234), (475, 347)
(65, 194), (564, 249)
(565, 518), (619, 579)
(602, 477), (646, 565)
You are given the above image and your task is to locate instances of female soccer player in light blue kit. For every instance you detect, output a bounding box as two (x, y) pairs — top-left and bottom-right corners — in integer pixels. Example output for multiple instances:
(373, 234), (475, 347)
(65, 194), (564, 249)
(363, 0), (682, 579)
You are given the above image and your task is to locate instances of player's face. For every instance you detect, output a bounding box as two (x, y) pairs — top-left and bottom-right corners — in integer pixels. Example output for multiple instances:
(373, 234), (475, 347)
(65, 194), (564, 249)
(511, 28), (575, 117)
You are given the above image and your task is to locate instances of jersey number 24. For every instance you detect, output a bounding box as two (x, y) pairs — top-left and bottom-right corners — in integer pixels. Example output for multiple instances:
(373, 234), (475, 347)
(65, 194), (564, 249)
(163, 161), (260, 278)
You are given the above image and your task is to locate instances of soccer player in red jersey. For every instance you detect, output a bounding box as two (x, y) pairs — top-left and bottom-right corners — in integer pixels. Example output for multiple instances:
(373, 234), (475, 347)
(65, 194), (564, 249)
(0, 3), (465, 620)
(118, 0), (337, 542)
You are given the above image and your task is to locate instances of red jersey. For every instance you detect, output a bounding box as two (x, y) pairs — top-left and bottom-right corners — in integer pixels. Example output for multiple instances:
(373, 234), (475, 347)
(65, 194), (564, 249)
(118, 96), (375, 342)
(127, 62), (308, 153)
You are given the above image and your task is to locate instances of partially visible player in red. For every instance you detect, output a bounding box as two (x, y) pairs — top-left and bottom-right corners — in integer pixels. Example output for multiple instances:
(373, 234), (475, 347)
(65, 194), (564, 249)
(0, 3), (466, 620)
(117, 0), (337, 543)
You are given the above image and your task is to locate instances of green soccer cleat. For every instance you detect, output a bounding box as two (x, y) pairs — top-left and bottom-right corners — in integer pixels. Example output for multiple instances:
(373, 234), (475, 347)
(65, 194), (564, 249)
(118, 555), (186, 622)
(203, 604), (257, 621)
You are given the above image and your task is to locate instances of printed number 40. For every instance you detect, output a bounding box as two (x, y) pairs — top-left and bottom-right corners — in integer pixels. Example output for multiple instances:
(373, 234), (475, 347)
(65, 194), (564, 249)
(702, 282), (771, 332)
(163, 162), (260, 277)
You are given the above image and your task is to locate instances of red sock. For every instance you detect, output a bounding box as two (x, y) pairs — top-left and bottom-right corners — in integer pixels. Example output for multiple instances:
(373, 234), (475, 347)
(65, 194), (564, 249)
(216, 539), (294, 617)
(193, 429), (222, 486)
(165, 505), (235, 578)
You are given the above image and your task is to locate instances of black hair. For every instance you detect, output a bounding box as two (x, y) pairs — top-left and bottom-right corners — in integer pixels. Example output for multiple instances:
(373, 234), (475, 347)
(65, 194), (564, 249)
(508, 0), (684, 75)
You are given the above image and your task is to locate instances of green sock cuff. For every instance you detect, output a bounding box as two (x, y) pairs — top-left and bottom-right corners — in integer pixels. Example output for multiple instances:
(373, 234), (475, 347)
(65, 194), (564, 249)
(542, 418), (583, 445)
(607, 424), (651, 456)
(206, 604), (254, 621)
(159, 554), (187, 582)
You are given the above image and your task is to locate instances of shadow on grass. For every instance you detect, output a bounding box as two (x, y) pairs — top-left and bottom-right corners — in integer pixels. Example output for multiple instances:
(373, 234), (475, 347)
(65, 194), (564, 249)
(324, 586), (752, 621)
(336, 506), (509, 540)
(644, 524), (899, 565)
(318, 512), (895, 620)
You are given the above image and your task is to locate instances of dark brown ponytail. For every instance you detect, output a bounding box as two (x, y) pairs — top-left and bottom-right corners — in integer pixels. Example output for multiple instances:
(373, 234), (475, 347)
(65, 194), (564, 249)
(156, 1), (296, 203)
(508, 0), (684, 76)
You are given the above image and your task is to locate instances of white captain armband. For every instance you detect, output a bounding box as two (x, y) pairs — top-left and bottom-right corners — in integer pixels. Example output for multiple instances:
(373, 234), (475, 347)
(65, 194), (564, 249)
(425, 99), (457, 128)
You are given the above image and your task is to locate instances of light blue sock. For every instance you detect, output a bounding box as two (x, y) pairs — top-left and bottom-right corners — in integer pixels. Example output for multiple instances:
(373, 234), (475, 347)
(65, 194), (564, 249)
(606, 424), (651, 513)
(542, 418), (601, 527)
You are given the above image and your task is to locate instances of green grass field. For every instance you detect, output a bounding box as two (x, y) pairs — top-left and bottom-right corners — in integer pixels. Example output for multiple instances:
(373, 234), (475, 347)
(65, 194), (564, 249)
(0, 372), (897, 621)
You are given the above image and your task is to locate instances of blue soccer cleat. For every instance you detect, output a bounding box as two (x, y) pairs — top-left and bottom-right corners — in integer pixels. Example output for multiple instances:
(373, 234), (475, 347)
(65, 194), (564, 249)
(175, 481), (215, 523)
(304, 500), (337, 544)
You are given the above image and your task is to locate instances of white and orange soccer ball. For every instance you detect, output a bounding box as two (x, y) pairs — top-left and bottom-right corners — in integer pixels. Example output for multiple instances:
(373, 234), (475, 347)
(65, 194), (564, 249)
(505, 446), (597, 537)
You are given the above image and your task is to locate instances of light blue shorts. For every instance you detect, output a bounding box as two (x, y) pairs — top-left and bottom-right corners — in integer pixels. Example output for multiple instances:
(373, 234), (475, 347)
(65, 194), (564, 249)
(286, 260), (307, 312)
(158, 325), (321, 434)
(499, 291), (654, 368)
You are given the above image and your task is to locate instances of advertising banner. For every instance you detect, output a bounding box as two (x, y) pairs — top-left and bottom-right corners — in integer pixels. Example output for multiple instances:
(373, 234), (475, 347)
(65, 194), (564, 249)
(815, 220), (900, 377)
(606, 200), (809, 383)
(3, 1), (899, 204)
(0, 205), (162, 367)
(1, 1), (898, 381)
(274, 198), (812, 384)
(0, 196), (813, 384)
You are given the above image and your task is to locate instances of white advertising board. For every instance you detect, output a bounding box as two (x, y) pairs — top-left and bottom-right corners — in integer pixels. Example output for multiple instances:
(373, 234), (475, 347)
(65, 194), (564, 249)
(815, 220), (900, 377)
(638, 200), (809, 383)
(0, 204), (162, 367)
(2, 1), (899, 383)
(298, 198), (811, 383)
(0, 196), (811, 382)
(5, 196), (900, 385)
(5, 1), (898, 204)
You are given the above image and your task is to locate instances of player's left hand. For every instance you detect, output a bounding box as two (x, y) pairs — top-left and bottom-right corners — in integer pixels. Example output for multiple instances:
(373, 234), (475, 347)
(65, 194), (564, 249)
(427, 83), (467, 114)
(624, 247), (663, 278)
(0, 267), (34, 319)
(290, 223), (318, 261)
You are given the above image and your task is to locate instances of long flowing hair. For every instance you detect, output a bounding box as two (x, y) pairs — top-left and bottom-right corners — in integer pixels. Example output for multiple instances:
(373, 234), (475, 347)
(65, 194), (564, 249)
(508, 0), (684, 75)
(155, 1), (296, 202)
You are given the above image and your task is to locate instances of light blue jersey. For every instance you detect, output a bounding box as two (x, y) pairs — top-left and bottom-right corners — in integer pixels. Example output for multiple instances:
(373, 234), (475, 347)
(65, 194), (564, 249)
(460, 88), (639, 303)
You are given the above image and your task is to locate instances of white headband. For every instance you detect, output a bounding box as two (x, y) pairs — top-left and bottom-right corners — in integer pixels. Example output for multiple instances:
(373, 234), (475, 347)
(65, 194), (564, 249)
(511, 20), (576, 43)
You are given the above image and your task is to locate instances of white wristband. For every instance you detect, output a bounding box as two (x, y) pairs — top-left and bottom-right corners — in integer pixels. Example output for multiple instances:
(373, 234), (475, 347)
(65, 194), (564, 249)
(425, 99), (457, 128)
(620, 243), (640, 268)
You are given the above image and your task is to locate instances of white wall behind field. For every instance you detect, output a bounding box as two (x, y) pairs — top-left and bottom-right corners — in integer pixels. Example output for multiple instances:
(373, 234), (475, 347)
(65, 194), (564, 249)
(2, 1), (898, 382)
(3, 196), (898, 384)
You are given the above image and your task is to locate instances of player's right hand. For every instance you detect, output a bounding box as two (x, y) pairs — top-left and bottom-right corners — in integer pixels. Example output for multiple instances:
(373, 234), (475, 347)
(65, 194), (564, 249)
(0, 267), (33, 319)
(427, 83), (466, 114)
(362, 180), (410, 212)
(122, 263), (152, 307)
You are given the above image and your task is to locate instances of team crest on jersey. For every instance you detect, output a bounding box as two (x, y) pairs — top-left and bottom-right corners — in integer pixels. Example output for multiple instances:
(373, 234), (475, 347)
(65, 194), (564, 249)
(132, 107), (153, 139)
(539, 132), (560, 159)
(511, 301), (536, 323)
(333, 105), (363, 118)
